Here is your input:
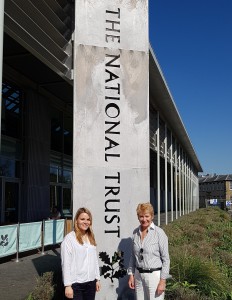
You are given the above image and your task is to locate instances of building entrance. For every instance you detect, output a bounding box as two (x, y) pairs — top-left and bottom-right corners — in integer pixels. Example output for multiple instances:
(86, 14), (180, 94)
(0, 179), (20, 224)
(50, 184), (72, 219)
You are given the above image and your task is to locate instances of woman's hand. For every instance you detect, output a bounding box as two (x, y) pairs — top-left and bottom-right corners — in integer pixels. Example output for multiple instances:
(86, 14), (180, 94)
(65, 286), (73, 299)
(96, 280), (101, 292)
(128, 274), (135, 289)
(156, 279), (166, 296)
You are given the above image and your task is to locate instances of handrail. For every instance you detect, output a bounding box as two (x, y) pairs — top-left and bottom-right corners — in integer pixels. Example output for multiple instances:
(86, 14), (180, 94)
(0, 218), (72, 261)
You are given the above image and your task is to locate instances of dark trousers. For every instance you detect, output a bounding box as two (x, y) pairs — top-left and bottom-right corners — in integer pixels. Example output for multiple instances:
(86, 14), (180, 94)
(71, 280), (96, 300)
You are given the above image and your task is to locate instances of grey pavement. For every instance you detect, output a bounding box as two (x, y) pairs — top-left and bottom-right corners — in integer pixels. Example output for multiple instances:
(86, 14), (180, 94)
(0, 246), (64, 300)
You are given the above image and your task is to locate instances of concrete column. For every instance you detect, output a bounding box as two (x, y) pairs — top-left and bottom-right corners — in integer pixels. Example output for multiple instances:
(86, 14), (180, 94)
(187, 160), (189, 213)
(181, 149), (185, 215)
(190, 167), (193, 212)
(164, 123), (168, 225)
(157, 112), (161, 226)
(188, 160), (191, 213)
(73, 1), (149, 298)
(184, 152), (188, 214)
(178, 144), (182, 216)
(170, 133), (173, 222)
(175, 139), (178, 219)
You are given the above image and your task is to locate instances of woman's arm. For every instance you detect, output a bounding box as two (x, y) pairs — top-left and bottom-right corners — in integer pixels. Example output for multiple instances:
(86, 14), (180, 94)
(156, 278), (166, 296)
(158, 229), (170, 279)
(61, 238), (73, 288)
(128, 274), (135, 289)
(128, 236), (136, 289)
(95, 249), (101, 292)
(64, 286), (73, 299)
(96, 280), (101, 292)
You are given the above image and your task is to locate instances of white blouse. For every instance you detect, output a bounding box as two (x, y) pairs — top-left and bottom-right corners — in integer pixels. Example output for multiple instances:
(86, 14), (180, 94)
(61, 231), (100, 286)
(128, 222), (170, 279)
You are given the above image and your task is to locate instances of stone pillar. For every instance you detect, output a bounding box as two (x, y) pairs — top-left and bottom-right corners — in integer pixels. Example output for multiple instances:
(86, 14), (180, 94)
(73, 1), (149, 298)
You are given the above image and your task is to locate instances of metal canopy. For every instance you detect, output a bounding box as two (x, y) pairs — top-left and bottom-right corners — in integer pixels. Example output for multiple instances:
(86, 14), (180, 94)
(149, 46), (203, 172)
(4, 0), (74, 82)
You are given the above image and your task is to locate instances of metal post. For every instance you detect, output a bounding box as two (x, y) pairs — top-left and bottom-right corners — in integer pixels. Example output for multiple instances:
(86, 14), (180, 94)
(41, 219), (45, 255)
(15, 222), (19, 262)
(64, 218), (68, 237)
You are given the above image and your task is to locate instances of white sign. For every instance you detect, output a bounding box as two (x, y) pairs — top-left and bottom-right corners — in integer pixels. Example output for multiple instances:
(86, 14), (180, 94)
(73, 1), (149, 298)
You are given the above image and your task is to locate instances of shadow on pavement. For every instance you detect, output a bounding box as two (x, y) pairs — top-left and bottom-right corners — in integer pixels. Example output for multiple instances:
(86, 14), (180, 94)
(32, 248), (64, 300)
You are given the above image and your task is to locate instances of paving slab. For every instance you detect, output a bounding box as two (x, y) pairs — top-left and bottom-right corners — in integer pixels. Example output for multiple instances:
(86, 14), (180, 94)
(0, 246), (64, 300)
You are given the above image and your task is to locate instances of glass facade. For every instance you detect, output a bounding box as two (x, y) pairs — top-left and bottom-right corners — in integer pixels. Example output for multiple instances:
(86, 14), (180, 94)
(50, 152), (72, 218)
(0, 138), (21, 178)
(0, 80), (73, 224)
(49, 109), (73, 219)
(1, 82), (22, 139)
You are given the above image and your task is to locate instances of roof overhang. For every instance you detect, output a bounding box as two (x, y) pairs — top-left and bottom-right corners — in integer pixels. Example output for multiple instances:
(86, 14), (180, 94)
(149, 46), (203, 172)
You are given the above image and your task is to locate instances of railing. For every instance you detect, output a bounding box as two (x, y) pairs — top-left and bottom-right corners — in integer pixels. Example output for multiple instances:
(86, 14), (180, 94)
(205, 199), (232, 210)
(0, 219), (73, 261)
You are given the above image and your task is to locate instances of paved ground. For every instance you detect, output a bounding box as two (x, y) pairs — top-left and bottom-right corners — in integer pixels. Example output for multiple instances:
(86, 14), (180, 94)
(0, 246), (64, 300)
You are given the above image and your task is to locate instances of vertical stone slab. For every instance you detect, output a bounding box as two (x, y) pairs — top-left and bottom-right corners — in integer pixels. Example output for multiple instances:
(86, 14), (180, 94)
(73, 1), (149, 298)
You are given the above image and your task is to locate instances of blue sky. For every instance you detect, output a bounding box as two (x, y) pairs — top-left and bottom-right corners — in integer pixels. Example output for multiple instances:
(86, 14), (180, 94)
(149, 1), (232, 175)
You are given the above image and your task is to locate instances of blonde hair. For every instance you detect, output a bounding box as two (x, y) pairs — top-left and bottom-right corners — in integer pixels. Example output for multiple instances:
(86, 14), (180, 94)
(136, 202), (154, 218)
(74, 207), (97, 246)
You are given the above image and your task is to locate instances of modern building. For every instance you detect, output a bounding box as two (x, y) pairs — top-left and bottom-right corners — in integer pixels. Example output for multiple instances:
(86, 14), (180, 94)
(199, 174), (232, 208)
(0, 1), (202, 297)
(1, 0), (74, 224)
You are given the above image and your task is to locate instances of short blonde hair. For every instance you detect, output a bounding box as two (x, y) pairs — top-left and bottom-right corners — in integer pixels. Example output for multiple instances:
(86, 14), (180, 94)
(136, 202), (154, 218)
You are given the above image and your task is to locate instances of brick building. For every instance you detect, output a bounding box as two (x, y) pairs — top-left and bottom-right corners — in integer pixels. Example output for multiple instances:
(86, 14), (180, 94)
(199, 174), (232, 207)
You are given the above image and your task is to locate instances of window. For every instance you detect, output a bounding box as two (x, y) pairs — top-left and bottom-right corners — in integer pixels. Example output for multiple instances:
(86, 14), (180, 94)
(50, 153), (72, 184)
(51, 109), (62, 153)
(0, 138), (21, 178)
(230, 181), (232, 190)
(64, 114), (72, 156)
(51, 109), (73, 155)
(50, 152), (72, 219)
(1, 81), (22, 138)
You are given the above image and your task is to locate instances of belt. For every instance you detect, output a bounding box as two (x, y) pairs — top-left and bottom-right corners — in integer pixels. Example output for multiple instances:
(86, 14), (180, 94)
(136, 267), (162, 273)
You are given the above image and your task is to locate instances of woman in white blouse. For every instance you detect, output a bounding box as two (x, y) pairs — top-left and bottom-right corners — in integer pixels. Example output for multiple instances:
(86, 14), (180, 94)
(61, 207), (101, 299)
(128, 203), (170, 300)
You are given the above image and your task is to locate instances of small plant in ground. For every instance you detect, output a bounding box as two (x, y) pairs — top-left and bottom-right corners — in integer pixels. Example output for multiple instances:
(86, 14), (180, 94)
(25, 294), (33, 300)
(26, 271), (55, 300)
(166, 280), (209, 300)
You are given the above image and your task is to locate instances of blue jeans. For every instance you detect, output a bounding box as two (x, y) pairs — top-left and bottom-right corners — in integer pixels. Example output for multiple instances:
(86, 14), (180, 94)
(71, 280), (96, 300)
